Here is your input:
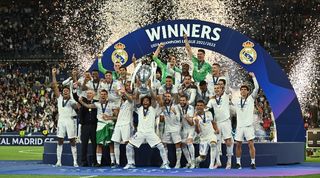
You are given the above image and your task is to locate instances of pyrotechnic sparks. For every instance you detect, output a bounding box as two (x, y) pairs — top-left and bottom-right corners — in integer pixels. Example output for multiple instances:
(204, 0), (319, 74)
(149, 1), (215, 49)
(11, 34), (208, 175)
(289, 19), (320, 112)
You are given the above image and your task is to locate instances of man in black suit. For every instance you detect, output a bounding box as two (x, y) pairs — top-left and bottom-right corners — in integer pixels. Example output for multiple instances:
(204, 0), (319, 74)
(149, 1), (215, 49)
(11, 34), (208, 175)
(73, 87), (98, 167)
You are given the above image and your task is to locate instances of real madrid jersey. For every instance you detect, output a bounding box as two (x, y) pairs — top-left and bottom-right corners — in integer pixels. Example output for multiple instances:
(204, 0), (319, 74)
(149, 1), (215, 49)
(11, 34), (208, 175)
(207, 92), (230, 123)
(195, 111), (215, 139)
(136, 106), (157, 133)
(158, 84), (178, 95)
(161, 104), (181, 132)
(178, 104), (195, 131)
(115, 100), (134, 126)
(234, 77), (259, 128)
(99, 80), (122, 102)
(205, 75), (227, 95)
(57, 95), (77, 120)
(94, 101), (114, 124)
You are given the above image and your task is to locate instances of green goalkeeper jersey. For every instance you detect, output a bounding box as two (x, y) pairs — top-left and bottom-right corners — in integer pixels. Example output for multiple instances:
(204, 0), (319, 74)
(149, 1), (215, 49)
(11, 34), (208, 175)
(153, 56), (181, 84)
(191, 55), (212, 82)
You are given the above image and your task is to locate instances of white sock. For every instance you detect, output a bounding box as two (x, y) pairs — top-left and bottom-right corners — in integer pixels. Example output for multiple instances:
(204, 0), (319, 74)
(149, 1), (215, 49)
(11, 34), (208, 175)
(226, 145), (233, 164)
(96, 153), (102, 164)
(110, 153), (115, 164)
(71, 145), (77, 164)
(157, 143), (168, 164)
(176, 148), (182, 165)
(210, 143), (217, 166)
(56, 144), (63, 163)
(215, 144), (221, 165)
(251, 158), (255, 164)
(182, 145), (191, 163)
(126, 144), (134, 165)
(114, 142), (120, 165)
(236, 157), (241, 165)
(187, 143), (195, 161)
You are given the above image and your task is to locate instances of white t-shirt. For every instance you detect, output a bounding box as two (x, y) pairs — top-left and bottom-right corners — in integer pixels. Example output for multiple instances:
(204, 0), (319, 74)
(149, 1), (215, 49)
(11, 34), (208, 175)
(86, 80), (102, 100)
(136, 106), (157, 133)
(159, 84), (178, 95)
(233, 77), (259, 128)
(178, 104), (195, 131)
(94, 101), (114, 124)
(57, 95), (77, 120)
(205, 75), (227, 95)
(178, 84), (197, 105)
(194, 111), (215, 139)
(99, 80), (122, 103)
(115, 100), (134, 126)
(207, 92), (230, 123)
(196, 87), (213, 104)
(161, 104), (181, 132)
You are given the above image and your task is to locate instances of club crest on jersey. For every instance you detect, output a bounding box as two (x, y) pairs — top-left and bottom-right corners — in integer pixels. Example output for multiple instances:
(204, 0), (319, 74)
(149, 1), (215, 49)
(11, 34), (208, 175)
(111, 42), (128, 65)
(239, 41), (257, 65)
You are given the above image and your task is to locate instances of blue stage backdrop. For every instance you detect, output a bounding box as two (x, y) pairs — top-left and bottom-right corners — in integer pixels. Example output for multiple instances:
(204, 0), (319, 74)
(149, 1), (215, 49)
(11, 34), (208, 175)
(89, 19), (304, 142)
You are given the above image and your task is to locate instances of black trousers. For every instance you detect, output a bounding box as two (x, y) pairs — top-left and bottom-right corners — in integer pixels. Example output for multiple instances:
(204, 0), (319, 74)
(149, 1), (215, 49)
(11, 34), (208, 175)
(81, 124), (97, 165)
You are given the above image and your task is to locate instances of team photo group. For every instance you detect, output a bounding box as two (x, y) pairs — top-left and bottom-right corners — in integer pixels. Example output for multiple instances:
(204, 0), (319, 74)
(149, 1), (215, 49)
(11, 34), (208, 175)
(52, 35), (259, 170)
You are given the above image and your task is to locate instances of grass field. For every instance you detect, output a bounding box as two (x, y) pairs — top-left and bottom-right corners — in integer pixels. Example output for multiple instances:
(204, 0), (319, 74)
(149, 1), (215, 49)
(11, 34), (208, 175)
(0, 146), (319, 178)
(0, 146), (43, 160)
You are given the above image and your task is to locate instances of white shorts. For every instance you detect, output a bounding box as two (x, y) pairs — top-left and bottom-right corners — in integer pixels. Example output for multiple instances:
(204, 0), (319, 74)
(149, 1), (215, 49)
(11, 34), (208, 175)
(129, 131), (161, 148)
(199, 134), (217, 156)
(217, 119), (233, 140)
(235, 125), (255, 142)
(162, 131), (182, 144)
(199, 141), (216, 156)
(111, 124), (133, 143)
(57, 118), (77, 139)
(181, 129), (195, 143)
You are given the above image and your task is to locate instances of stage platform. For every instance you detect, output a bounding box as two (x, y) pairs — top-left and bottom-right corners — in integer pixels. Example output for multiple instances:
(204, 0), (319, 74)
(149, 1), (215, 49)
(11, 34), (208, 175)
(0, 160), (320, 177)
(43, 141), (305, 168)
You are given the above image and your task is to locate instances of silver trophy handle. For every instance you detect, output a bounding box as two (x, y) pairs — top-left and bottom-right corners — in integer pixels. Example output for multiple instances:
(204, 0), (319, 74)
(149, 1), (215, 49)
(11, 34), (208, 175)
(150, 61), (157, 88)
(131, 61), (142, 90)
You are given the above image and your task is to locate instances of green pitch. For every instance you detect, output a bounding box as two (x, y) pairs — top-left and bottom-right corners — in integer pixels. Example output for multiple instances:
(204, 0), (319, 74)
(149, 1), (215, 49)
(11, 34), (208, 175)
(0, 146), (43, 160)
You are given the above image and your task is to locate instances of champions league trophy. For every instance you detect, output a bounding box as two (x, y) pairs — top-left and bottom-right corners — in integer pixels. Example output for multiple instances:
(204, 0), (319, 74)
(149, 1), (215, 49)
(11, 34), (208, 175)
(131, 58), (157, 94)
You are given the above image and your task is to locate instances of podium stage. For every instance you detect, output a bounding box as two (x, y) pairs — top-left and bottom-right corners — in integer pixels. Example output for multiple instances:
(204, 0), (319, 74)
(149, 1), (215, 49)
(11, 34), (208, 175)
(43, 141), (304, 168)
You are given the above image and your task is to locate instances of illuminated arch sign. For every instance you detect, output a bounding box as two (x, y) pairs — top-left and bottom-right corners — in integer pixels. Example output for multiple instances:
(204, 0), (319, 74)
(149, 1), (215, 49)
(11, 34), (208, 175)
(90, 20), (304, 142)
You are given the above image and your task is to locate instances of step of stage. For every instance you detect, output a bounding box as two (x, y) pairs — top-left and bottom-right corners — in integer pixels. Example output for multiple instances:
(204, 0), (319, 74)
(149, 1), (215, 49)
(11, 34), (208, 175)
(44, 141), (303, 167)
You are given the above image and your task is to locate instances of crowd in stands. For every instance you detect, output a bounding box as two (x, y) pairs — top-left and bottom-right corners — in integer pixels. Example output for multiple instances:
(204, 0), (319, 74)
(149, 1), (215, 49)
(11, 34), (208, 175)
(0, 62), (70, 134)
(0, 0), (319, 60)
(244, 0), (319, 56)
(0, 0), (62, 59)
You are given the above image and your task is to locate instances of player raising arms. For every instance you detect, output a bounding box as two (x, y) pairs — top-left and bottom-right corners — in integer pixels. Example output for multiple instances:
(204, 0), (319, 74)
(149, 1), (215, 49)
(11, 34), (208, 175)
(52, 68), (79, 167)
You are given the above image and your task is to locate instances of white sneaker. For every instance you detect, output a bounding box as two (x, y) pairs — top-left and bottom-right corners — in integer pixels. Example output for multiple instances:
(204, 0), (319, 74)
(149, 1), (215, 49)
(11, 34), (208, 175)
(189, 162), (195, 169)
(213, 163), (222, 169)
(76, 137), (81, 143)
(55, 162), (62, 167)
(183, 163), (191, 168)
(209, 164), (216, 169)
(194, 159), (200, 168)
(225, 163), (232, 169)
(161, 163), (171, 169)
(174, 163), (181, 169)
(73, 162), (79, 167)
(123, 164), (136, 169)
